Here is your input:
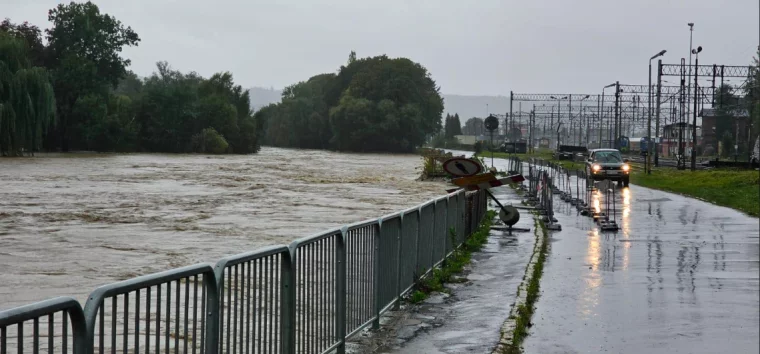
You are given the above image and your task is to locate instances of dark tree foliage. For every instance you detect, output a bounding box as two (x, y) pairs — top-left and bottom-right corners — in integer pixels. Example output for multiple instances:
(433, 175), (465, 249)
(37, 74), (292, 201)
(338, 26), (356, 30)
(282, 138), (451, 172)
(260, 53), (444, 152)
(0, 32), (56, 156)
(444, 113), (463, 138)
(3, 3), (260, 156)
(136, 62), (260, 153)
(0, 19), (46, 67)
(45, 1), (140, 151)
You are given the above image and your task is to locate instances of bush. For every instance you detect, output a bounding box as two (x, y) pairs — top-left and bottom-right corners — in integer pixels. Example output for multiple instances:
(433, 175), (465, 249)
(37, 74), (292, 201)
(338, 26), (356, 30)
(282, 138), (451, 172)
(192, 128), (229, 154)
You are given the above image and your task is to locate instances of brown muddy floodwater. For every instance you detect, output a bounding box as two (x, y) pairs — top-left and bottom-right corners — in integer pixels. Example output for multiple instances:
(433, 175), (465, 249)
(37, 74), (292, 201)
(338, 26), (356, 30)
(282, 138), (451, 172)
(0, 147), (445, 310)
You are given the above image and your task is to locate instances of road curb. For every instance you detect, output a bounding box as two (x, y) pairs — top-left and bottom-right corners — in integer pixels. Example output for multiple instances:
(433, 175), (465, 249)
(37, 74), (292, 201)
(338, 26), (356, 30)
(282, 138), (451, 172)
(491, 214), (548, 353)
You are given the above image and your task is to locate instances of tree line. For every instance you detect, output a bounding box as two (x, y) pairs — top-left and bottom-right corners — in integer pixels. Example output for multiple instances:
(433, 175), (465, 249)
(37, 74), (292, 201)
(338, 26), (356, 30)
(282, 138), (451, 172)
(0, 1), (261, 156)
(255, 51), (445, 153)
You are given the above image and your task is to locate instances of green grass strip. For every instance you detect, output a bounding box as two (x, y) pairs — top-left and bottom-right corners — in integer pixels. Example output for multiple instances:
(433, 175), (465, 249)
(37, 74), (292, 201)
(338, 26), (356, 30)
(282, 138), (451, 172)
(631, 168), (759, 217)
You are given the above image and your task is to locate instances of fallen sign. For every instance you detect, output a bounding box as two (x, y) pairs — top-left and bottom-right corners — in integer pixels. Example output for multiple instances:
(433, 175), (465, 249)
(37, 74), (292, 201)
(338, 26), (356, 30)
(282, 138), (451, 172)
(451, 172), (497, 187)
(456, 174), (525, 191)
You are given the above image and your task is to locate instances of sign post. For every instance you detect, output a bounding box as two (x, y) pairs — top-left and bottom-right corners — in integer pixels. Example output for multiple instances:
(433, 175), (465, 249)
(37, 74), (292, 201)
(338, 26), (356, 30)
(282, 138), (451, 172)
(484, 115), (499, 169)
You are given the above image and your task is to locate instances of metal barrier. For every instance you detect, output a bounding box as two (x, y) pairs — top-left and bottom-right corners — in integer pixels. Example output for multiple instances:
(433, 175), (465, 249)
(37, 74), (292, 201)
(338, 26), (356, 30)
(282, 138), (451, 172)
(1, 189), (487, 354)
(0, 297), (86, 354)
(214, 245), (292, 354)
(82, 263), (219, 354)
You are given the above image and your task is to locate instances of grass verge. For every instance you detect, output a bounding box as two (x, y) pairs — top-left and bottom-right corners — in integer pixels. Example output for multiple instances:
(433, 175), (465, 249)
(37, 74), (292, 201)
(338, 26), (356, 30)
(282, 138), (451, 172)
(409, 210), (497, 304)
(509, 219), (548, 351)
(630, 168), (760, 217)
(494, 215), (549, 354)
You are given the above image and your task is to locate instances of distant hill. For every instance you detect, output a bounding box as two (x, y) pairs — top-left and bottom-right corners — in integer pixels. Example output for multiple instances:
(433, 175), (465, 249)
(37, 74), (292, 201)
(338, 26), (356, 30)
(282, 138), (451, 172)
(247, 86), (510, 122)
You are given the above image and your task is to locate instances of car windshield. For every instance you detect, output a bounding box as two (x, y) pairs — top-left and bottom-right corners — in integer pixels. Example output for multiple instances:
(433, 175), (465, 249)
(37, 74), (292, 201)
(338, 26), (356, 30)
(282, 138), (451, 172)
(595, 151), (622, 163)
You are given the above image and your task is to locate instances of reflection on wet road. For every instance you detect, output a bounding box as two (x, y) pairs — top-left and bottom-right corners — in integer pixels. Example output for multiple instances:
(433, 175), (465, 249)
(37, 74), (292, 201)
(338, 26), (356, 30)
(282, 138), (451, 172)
(524, 174), (759, 354)
(0, 148), (445, 310)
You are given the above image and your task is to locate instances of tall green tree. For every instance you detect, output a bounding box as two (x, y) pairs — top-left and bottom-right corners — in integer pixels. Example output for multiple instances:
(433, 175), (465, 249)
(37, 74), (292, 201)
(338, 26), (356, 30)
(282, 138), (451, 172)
(136, 62), (260, 154)
(452, 113), (462, 135)
(0, 32), (56, 156)
(444, 113), (463, 138)
(45, 1), (140, 151)
(0, 19), (46, 67)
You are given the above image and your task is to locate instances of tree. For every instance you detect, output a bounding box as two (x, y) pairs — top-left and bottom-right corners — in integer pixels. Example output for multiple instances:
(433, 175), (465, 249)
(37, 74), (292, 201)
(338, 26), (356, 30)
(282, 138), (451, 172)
(326, 55), (444, 152)
(444, 113), (463, 138)
(452, 113), (462, 135)
(0, 33), (56, 156)
(0, 19), (46, 67)
(463, 117), (484, 136)
(45, 1), (140, 151)
(135, 62), (260, 154)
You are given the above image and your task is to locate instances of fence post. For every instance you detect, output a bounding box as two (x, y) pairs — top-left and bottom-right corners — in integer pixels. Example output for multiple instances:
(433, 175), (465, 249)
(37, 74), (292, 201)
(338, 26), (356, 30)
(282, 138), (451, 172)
(393, 213), (403, 309)
(372, 219), (382, 330)
(337, 227), (348, 354)
(203, 269), (220, 354)
(281, 247), (297, 354)
(442, 197), (449, 264)
(414, 206), (423, 280)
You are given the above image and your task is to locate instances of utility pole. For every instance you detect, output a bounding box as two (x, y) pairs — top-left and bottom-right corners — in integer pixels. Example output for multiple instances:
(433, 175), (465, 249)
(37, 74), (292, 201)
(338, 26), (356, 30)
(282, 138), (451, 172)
(687, 23), (694, 137)
(531, 105), (536, 154)
(568, 95), (573, 145)
(679, 58), (686, 169)
(654, 59), (663, 167)
(509, 91), (514, 143)
(612, 81), (620, 149)
(691, 46), (703, 171)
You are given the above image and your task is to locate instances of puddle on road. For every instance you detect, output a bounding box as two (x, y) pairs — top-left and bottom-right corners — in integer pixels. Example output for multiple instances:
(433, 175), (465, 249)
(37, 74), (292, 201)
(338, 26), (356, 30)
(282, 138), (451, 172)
(0, 147), (446, 309)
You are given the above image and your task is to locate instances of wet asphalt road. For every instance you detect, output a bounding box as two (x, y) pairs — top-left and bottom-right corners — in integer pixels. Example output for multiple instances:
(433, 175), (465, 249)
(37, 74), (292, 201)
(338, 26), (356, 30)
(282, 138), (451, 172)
(524, 175), (759, 353)
(380, 184), (535, 353)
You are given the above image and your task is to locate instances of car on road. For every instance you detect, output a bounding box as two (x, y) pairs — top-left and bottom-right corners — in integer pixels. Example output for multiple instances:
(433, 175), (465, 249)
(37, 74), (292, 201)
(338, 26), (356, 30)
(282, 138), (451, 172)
(585, 148), (630, 187)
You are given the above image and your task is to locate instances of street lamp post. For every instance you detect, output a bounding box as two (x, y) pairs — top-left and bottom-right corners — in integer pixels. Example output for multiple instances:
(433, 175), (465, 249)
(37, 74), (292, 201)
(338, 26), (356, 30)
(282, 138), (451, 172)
(691, 45), (702, 171)
(550, 95), (568, 149)
(577, 95), (590, 145)
(600, 84), (616, 149)
(648, 49), (667, 174)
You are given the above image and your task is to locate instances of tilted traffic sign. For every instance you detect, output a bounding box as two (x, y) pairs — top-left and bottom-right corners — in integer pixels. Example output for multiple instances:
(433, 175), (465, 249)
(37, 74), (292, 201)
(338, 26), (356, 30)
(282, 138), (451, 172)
(443, 157), (483, 177)
(462, 175), (525, 191)
(452, 173), (496, 187)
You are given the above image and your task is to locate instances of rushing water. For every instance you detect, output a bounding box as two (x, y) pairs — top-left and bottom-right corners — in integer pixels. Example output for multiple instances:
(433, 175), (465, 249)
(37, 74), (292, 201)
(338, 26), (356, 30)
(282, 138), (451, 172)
(0, 147), (445, 310)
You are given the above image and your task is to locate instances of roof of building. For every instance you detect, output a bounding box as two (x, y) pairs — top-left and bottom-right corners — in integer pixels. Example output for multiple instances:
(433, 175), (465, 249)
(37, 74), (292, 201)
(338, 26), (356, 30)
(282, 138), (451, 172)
(699, 108), (749, 117)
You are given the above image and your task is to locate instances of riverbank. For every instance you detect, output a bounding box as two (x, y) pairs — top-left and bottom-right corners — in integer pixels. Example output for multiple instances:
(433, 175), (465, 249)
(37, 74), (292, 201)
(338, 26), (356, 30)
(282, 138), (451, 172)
(630, 168), (760, 217)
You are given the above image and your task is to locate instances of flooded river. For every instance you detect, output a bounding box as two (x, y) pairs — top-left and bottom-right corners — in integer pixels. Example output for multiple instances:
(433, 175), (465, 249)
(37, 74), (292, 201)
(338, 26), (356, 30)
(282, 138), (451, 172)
(0, 148), (445, 310)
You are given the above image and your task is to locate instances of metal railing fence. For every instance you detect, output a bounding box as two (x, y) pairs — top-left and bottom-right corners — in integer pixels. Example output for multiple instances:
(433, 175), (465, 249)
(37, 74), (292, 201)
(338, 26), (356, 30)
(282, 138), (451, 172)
(1, 189), (487, 354)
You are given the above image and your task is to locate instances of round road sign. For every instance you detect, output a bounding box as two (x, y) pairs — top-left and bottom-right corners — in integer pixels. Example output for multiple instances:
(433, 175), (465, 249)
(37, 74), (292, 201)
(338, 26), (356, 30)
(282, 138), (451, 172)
(484, 115), (499, 132)
(442, 157), (483, 177)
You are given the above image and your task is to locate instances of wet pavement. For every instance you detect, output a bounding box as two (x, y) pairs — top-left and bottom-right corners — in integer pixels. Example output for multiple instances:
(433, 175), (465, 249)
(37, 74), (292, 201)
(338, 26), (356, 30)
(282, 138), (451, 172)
(0, 148), (446, 310)
(377, 186), (535, 354)
(523, 176), (759, 353)
(344, 154), (537, 353)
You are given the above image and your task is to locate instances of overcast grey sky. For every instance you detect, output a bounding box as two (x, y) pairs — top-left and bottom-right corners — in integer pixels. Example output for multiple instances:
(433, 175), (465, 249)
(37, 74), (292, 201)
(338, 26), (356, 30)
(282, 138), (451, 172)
(3, 0), (758, 95)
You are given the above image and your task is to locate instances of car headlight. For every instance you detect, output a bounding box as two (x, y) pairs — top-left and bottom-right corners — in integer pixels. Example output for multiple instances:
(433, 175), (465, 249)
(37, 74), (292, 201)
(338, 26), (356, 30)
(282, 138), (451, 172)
(592, 164), (601, 172)
(622, 164), (630, 172)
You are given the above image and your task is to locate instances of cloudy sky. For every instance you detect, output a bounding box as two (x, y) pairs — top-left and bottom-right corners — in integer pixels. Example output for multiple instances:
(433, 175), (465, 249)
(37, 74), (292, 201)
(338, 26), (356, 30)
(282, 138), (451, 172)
(3, 0), (758, 95)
